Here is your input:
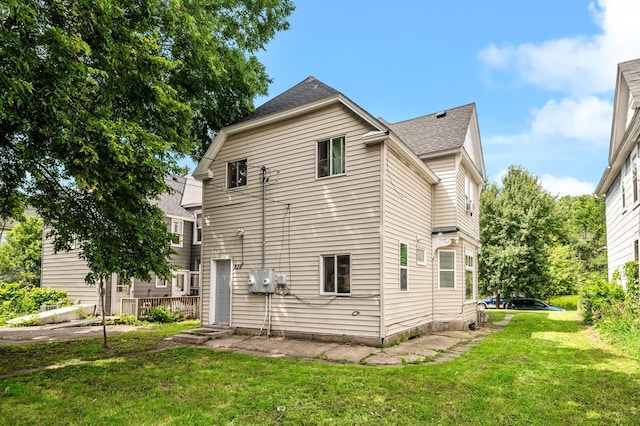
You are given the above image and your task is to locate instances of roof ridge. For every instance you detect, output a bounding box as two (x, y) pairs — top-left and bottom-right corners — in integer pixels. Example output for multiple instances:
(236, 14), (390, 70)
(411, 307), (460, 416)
(386, 102), (475, 125)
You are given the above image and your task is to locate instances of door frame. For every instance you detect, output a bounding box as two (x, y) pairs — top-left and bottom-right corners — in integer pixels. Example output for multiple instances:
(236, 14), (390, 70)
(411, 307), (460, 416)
(210, 258), (232, 325)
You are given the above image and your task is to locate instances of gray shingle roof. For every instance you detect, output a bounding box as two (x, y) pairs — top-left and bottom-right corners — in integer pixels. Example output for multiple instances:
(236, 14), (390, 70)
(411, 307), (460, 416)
(620, 59), (640, 108)
(239, 76), (339, 122)
(156, 176), (197, 220)
(383, 103), (475, 157)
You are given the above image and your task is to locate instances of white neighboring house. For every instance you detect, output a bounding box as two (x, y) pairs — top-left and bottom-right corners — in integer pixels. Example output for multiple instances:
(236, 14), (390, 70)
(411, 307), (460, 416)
(596, 58), (640, 282)
(193, 76), (486, 346)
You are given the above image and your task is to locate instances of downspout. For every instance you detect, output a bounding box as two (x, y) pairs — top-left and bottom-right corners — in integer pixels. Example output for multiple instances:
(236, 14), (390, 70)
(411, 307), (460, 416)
(261, 166), (271, 337)
(378, 142), (386, 342)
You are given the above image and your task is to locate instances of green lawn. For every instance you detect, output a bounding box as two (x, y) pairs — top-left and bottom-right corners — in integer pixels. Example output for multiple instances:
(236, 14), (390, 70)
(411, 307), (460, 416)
(1, 312), (639, 425)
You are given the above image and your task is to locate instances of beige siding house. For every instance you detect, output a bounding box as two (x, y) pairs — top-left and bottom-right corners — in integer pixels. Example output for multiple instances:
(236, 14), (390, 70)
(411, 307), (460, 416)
(194, 77), (486, 346)
(41, 175), (203, 314)
(596, 59), (640, 283)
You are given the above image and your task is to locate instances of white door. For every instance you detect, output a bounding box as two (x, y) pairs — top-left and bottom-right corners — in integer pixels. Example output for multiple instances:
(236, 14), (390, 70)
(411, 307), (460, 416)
(210, 259), (231, 325)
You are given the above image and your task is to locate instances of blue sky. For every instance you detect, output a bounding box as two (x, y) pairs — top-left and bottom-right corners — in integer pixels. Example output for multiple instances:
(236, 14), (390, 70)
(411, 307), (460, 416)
(242, 0), (640, 196)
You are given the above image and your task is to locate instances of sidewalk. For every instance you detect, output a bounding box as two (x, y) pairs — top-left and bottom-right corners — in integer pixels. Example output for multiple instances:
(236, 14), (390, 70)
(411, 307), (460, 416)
(193, 315), (514, 366)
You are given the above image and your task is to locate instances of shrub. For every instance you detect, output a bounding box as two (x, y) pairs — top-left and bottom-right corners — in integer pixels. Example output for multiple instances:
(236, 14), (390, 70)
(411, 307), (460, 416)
(145, 306), (181, 323)
(0, 282), (72, 324)
(118, 313), (143, 326)
(579, 274), (625, 324)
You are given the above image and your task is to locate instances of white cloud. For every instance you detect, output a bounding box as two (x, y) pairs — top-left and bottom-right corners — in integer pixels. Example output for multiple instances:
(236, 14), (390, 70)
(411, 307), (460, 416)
(540, 174), (596, 197)
(479, 0), (640, 97)
(531, 96), (612, 144)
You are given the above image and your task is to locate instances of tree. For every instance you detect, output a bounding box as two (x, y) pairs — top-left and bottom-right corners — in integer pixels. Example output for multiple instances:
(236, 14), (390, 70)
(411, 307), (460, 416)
(555, 195), (607, 279)
(0, 216), (43, 286)
(1, 0), (294, 346)
(479, 166), (561, 302)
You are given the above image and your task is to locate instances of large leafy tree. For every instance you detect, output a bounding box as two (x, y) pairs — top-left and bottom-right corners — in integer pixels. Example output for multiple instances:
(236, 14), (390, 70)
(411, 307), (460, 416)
(0, 216), (43, 286)
(1, 0), (293, 344)
(555, 195), (607, 279)
(479, 166), (561, 302)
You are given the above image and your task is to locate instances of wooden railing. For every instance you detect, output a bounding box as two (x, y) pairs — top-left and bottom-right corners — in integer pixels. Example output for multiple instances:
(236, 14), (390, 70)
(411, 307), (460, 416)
(120, 296), (200, 320)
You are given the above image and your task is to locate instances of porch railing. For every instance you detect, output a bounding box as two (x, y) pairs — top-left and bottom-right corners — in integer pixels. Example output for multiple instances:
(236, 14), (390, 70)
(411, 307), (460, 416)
(120, 296), (201, 320)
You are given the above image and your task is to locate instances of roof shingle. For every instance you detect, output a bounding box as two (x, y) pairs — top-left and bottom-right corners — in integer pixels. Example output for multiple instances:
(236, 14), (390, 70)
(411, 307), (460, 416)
(382, 103), (475, 157)
(240, 76), (339, 122)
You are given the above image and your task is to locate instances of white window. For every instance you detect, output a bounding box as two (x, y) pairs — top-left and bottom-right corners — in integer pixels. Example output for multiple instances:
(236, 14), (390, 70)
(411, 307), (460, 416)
(194, 211), (202, 244)
(317, 136), (346, 178)
(227, 159), (247, 188)
(321, 254), (351, 294)
(438, 250), (455, 289)
(171, 219), (183, 247)
(399, 242), (408, 291)
(633, 155), (638, 203)
(155, 276), (169, 288)
(416, 247), (426, 265)
(465, 252), (474, 300)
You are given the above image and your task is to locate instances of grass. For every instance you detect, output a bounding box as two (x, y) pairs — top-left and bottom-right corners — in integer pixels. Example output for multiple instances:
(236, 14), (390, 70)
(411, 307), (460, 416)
(1, 313), (640, 425)
(549, 294), (579, 310)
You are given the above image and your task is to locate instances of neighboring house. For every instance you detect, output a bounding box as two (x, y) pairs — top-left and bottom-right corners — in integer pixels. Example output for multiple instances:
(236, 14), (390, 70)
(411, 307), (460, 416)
(0, 208), (37, 246)
(193, 76), (486, 346)
(596, 58), (640, 283)
(41, 175), (203, 315)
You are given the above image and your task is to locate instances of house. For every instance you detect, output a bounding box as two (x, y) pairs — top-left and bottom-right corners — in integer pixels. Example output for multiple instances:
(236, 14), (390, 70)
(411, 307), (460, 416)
(596, 58), (640, 282)
(41, 175), (203, 315)
(0, 208), (37, 246)
(193, 76), (486, 346)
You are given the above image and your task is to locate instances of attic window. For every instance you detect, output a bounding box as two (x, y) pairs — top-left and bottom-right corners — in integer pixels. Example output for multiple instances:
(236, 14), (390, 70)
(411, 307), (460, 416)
(436, 111), (447, 119)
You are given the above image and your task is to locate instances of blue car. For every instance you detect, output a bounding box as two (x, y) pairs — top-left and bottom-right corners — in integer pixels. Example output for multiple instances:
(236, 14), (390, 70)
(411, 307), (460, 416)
(477, 297), (507, 309)
(505, 298), (565, 311)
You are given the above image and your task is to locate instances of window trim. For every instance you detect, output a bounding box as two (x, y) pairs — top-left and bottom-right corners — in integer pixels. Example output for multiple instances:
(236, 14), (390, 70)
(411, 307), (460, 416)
(438, 250), (456, 290)
(464, 251), (475, 301)
(633, 155), (638, 204)
(170, 219), (184, 248)
(316, 136), (346, 179)
(193, 210), (203, 245)
(399, 241), (409, 291)
(320, 253), (351, 295)
(416, 247), (426, 266)
(155, 276), (169, 288)
(226, 158), (248, 189)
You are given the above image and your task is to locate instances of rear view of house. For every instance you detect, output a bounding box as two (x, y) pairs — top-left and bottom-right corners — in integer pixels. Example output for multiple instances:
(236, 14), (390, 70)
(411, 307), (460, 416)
(194, 77), (486, 346)
(41, 175), (203, 315)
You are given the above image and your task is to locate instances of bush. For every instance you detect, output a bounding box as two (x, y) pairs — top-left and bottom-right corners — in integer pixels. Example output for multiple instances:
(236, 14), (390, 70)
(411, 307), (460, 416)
(145, 306), (181, 323)
(117, 313), (144, 326)
(579, 274), (625, 324)
(0, 282), (72, 324)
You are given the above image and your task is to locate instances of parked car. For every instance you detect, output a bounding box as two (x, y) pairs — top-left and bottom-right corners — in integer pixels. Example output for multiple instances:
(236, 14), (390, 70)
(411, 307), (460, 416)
(477, 297), (507, 309)
(505, 298), (565, 311)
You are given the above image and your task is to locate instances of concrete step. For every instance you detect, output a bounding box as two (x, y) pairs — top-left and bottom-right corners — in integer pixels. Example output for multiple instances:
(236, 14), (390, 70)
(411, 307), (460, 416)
(173, 333), (212, 345)
(173, 327), (234, 345)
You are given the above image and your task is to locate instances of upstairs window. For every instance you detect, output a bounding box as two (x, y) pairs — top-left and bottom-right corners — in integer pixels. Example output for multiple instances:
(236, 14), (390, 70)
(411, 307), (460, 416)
(227, 159), (247, 189)
(194, 211), (202, 244)
(317, 136), (346, 178)
(171, 219), (183, 247)
(633, 155), (638, 203)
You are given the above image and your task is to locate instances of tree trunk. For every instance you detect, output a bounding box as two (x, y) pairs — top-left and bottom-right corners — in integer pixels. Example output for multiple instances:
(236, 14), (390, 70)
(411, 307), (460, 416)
(496, 293), (502, 309)
(99, 277), (107, 348)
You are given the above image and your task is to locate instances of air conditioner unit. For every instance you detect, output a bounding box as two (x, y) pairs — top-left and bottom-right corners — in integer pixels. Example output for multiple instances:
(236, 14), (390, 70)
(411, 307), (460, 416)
(465, 201), (475, 212)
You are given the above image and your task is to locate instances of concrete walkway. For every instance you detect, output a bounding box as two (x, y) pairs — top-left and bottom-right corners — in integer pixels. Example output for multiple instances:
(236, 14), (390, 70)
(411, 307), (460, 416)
(196, 315), (514, 366)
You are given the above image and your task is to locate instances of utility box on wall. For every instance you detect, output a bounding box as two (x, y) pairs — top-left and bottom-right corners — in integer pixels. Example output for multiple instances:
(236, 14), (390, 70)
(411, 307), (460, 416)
(248, 269), (275, 294)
